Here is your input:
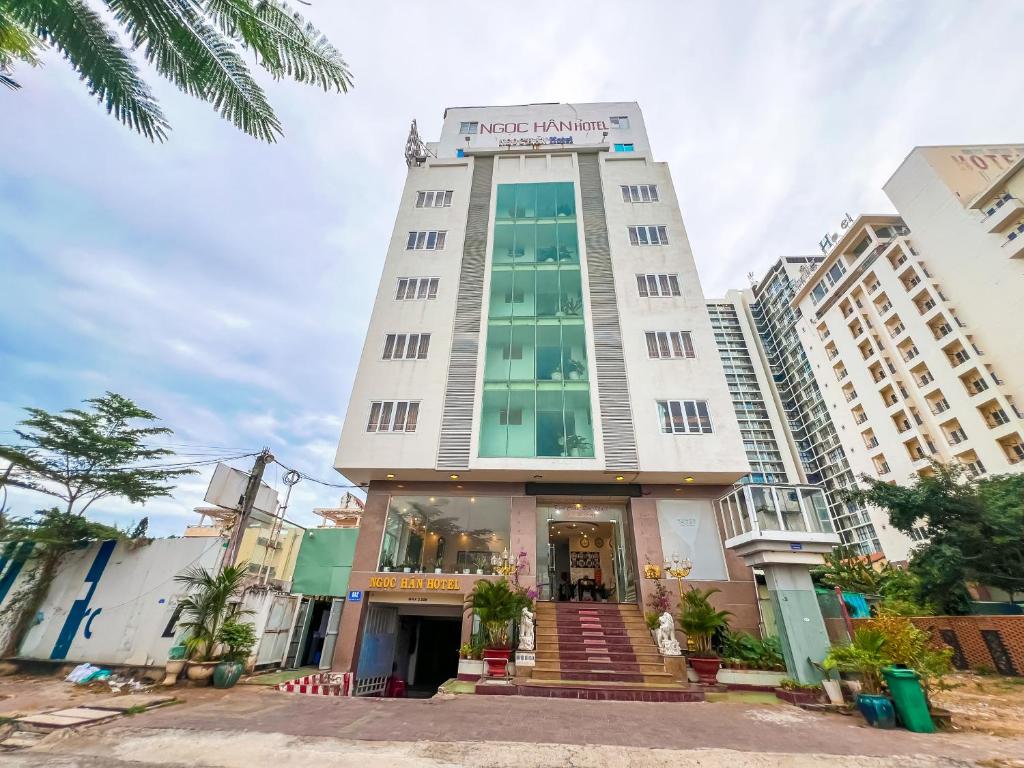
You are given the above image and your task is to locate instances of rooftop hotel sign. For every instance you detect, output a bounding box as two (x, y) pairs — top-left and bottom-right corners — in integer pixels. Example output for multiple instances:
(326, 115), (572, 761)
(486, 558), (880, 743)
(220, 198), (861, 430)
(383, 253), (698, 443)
(480, 119), (609, 134)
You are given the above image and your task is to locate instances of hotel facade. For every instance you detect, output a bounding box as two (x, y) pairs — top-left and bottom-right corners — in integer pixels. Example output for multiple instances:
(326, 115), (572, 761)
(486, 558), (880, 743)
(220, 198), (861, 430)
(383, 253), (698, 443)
(330, 103), (836, 694)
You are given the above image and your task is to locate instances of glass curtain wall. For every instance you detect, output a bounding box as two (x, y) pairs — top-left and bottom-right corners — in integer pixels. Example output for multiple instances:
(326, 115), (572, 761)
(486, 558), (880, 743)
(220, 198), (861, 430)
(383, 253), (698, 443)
(480, 182), (595, 458)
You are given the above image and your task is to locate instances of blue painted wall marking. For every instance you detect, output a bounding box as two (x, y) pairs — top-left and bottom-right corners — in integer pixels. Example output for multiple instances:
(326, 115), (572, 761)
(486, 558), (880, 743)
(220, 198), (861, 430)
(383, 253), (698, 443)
(50, 539), (117, 660)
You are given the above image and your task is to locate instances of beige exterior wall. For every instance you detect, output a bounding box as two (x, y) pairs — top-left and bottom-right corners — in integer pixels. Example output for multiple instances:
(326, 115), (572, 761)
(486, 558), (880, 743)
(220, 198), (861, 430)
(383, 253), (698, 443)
(791, 197), (1024, 561)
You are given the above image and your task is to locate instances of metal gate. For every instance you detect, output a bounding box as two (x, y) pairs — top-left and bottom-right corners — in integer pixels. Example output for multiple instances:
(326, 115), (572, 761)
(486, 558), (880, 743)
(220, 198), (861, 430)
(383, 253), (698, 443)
(255, 593), (300, 667)
(284, 598), (313, 668)
(353, 604), (398, 696)
(318, 599), (345, 671)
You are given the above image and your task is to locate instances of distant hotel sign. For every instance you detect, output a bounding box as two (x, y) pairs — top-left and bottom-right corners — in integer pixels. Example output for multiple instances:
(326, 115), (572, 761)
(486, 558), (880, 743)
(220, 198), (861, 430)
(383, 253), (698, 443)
(819, 212), (854, 254)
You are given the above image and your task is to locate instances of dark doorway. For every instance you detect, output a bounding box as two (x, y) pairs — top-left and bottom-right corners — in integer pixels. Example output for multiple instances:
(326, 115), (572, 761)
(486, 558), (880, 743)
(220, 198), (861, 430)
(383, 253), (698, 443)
(393, 615), (461, 698)
(299, 600), (331, 667)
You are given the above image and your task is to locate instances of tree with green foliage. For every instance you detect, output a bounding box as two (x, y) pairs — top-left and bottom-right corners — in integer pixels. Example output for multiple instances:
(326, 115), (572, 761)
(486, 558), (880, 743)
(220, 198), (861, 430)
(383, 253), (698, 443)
(0, 507), (123, 655)
(847, 463), (1024, 613)
(0, 392), (196, 517)
(174, 563), (253, 660)
(815, 544), (885, 594)
(0, 0), (352, 141)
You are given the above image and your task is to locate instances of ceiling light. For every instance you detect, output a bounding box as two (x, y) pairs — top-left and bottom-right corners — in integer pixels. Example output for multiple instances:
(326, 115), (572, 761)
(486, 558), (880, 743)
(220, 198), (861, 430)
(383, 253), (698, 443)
(574, 503), (582, 509)
(386, 473), (395, 480)
(429, 497), (436, 502)
(615, 475), (625, 481)
(685, 476), (695, 483)
(449, 474), (460, 480)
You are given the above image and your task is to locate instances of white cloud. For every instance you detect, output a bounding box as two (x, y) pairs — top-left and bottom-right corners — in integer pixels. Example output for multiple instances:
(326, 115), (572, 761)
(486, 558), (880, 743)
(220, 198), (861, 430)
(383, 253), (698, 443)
(2, 0), (1023, 534)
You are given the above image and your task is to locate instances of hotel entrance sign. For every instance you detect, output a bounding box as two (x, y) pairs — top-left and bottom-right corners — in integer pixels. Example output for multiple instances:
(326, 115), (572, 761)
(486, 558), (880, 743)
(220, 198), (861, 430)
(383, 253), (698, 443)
(368, 575), (461, 591)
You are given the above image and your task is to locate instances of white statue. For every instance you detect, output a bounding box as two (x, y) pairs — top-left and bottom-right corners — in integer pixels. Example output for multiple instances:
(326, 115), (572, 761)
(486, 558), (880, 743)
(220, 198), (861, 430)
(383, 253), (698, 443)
(519, 606), (535, 651)
(655, 612), (682, 656)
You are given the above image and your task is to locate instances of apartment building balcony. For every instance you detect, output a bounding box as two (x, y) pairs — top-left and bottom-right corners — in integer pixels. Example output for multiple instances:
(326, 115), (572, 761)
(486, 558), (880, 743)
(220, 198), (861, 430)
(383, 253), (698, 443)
(889, 250), (909, 270)
(915, 295), (938, 315)
(888, 321), (906, 339)
(854, 412), (868, 425)
(962, 371), (990, 396)
(864, 434), (879, 449)
(957, 453), (987, 478)
(902, 274), (923, 291)
(943, 424), (968, 446)
(901, 344), (920, 362)
(877, 300), (894, 316)
(981, 194), (1024, 233)
(998, 434), (1024, 464)
(844, 388), (858, 403)
(917, 371), (936, 389)
(875, 459), (892, 475)
(931, 321), (954, 341)
(826, 345), (840, 361)
(1003, 225), (1024, 258)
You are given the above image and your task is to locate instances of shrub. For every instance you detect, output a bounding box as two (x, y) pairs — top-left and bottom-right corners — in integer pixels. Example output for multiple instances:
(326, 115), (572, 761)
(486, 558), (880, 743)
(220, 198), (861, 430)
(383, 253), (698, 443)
(464, 578), (529, 649)
(678, 587), (731, 657)
(217, 621), (257, 663)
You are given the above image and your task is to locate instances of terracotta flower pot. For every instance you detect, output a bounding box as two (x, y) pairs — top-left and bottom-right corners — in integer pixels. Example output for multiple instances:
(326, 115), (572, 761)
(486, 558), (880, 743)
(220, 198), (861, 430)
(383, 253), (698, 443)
(689, 656), (722, 685)
(162, 659), (186, 687)
(185, 661), (217, 685)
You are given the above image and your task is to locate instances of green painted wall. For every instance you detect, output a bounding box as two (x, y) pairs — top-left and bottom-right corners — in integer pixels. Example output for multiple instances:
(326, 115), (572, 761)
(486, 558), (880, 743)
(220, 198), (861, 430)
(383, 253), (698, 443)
(291, 528), (359, 597)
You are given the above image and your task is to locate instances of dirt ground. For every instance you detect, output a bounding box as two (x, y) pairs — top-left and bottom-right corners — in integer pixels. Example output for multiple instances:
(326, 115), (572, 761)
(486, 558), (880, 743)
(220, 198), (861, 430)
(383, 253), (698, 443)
(931, 673), (1024, 739)
(2, 669), (1024, 767)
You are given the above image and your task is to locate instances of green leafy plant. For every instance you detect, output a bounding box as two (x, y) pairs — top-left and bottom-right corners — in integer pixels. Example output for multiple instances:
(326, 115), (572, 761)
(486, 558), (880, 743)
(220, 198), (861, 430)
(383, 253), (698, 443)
(561, 296), (583, 316)
(564, 434), (591, 454)
(677, 587), (732, 657)
(216, 620), (257, 663)
(644, 612), (661, 631)
(866, 612), (953, 703)
(458, 642), (474, 660)
(379, 554), (394, 569)
(822, 627), (888, 695)
(566, 359), (586, 377)
(464, 578), (529, 649)
(174, 563), (253, 661)
(0, 0), (353, 141)
(779, 678), (822, 693)
(720, 630), (785, 670)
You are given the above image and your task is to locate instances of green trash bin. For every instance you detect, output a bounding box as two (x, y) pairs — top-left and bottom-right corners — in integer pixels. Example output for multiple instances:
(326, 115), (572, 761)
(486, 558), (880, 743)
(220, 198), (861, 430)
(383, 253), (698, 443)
(883, 666), (935, 733)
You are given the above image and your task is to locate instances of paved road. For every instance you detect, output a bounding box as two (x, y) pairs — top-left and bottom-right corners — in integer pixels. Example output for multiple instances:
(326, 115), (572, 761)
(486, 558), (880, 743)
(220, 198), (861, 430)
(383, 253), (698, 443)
(2, 687), (1022, 767)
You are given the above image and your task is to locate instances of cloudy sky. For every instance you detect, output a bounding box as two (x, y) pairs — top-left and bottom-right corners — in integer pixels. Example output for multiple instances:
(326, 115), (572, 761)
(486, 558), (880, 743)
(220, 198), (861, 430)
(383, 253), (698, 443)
(2, 0), (1022, 536)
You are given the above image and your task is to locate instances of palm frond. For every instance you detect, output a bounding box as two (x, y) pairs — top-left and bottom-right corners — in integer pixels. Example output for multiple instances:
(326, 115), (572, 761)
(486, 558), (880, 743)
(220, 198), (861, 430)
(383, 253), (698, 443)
(105, 0), (281, 141)
(0, 6), (41, 80)
(8, 0), (169, 140)
(203, 0), (352, 92)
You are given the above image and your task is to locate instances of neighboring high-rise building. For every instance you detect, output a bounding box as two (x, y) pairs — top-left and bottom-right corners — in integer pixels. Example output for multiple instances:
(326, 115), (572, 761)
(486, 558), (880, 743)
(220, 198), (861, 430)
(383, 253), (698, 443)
(712, 145), (1024, 563)
(746, 259), (883, 554)
(707, 293), (802, 485)
(330, 103), (836, 693)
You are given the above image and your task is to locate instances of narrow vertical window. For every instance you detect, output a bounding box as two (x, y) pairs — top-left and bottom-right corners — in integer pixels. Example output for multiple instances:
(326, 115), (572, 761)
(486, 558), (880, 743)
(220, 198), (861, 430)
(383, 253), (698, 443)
(668, 275), (681, 296)
(367, 402), (382, 432)
(416, 280), (429, 299)
(393, 401), (408, 431)
(405, 402), (419, 432)
(637, 274), (649, 296)
(417, 334), (430, 359)
(428, 278), (439, 298)
(379, 402), (394, 431)
(393, 335), (407, 359)
(396, 279), (408, 300)
(646, 332), (659, 358)
(383, 334), (396, 360)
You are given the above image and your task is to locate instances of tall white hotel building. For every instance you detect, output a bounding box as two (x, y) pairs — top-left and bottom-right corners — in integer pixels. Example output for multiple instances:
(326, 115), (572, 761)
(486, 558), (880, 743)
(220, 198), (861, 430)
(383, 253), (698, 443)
(330, 103), (837, 692)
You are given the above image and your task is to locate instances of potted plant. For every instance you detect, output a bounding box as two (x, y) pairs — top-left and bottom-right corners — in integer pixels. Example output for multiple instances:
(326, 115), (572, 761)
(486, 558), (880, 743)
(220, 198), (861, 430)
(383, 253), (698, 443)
(823, 627), (895, 728)
(566, 360), (586, 380)
(380, 554), (394, 572)
(457, 638), (485, 680)
(716, 630), (788, 688)
(433, 556), (444, 574)
(402, 556), (416, 573)
(174, 563), (253, 685)
(678, 587), (732, 685)
(561, 296), (583, 316)
(213, 620), (256, 689)
(565, 434), (591, 457)
(550, 366), (563, 381)
(464, 578), (529, 677)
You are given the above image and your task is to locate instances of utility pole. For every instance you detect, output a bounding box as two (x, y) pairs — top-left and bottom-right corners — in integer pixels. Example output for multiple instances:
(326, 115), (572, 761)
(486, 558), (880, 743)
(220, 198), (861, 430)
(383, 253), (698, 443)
(224, 448), (274, 568)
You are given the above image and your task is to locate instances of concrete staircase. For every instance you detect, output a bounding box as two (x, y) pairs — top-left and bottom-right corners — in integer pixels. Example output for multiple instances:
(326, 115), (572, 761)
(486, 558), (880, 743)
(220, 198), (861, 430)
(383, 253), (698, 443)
(518, 602), (704, 702)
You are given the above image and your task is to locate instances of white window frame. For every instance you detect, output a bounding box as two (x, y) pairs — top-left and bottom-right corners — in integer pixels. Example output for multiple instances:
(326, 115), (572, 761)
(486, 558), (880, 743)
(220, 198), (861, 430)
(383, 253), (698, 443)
(646, 331), (696, 359)
(610, 116), (630, 129)
(628, 225), (668, 246)
(395, 277), (439, 300)
(382, 333), (431, 361)
(415, 190), (453, 208)
(406, 230), (447, 250)
(656, 399), (714, 435)
(621, 185), (659, 203)
(366, 400), (420, 433)
(636, 273), (681, 297)
(459, 122), (478, 134)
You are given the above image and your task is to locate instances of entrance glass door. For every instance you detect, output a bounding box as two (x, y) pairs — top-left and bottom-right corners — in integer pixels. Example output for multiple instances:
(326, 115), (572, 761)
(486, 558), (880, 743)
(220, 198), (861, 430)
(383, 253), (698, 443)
(535, 503), (636, 603)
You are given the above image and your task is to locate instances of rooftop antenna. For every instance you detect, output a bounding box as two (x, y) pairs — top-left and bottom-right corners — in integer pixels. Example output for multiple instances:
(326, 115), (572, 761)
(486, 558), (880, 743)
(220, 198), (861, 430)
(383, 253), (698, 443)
(404, 119), (428, 167)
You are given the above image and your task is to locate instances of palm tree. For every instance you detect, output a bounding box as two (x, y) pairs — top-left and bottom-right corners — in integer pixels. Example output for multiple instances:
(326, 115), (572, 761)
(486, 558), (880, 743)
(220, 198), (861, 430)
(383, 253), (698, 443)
(174, 562), (253, 660)
(0, 0), (352, 142)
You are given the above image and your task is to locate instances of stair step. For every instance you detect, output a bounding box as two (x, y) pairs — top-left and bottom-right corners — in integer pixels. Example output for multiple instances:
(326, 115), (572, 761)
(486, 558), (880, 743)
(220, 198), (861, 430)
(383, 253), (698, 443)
(516, 680), (704, 702)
